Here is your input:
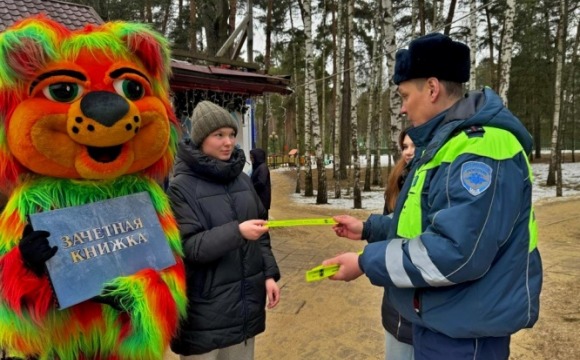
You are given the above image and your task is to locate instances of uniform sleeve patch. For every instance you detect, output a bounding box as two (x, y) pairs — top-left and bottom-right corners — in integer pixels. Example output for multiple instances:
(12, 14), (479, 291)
(460, 161), (492, 196)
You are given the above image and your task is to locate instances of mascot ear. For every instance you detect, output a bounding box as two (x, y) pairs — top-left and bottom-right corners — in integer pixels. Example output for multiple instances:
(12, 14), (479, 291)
(0, 17), (64, 86)
(3, 39), (48, 82)
(123, 31), (170, 79)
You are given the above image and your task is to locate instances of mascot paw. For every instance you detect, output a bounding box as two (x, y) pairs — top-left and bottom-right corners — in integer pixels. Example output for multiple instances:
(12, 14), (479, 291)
(18, 224), (57, 276)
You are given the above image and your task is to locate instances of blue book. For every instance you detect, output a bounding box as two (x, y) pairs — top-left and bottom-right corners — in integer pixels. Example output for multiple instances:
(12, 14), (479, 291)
(29, 192), (176, 309)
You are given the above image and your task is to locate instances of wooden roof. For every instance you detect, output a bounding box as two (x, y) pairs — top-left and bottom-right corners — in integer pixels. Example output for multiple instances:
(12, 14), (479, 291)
(171, 60), (292, 95)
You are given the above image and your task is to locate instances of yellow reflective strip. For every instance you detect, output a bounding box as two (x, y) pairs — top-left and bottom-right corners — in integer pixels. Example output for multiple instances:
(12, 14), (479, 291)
(267, 218), (337, 228)
(305, 251), (363, 282)
(397, 170), (426, 238)
(529, 208), (538, 252)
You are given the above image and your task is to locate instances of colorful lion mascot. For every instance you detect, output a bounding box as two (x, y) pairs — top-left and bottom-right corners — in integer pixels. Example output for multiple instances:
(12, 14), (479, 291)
(0, 16), (186, 359)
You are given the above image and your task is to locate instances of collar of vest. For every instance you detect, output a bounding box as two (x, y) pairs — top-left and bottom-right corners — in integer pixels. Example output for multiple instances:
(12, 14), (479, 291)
(407, 88), (500, 169)
(407, 111), (448, 149)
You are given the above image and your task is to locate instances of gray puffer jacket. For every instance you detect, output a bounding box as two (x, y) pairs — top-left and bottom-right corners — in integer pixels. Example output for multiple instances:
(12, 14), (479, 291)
(168, 140), (280, 355)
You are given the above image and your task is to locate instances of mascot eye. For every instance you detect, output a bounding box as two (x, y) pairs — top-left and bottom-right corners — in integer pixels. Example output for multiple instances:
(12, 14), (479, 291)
(113, 79), (145, 101)
(43, 83), (83, 103)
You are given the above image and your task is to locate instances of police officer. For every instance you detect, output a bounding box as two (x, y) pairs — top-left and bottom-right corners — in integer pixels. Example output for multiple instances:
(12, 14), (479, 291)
(323, 33), (542, 360)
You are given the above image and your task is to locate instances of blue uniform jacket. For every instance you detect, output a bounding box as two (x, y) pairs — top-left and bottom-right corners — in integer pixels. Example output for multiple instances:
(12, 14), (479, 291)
(360, 88), (542, 338)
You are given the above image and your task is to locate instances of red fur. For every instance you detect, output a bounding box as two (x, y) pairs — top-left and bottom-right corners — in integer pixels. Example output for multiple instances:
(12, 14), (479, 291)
(0, 248), (53, 320)
(139, 268), (179, 340)
(0, 90), (25, 193)
(71, 301), (107, 332)
(7, 39), (48, 80)
(154, 267), (180, 338)
(125, 33), (164, 78)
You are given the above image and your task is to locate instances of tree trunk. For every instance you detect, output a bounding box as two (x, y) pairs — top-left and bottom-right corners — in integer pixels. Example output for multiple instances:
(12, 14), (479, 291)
(382, 0), (403, 162)
(496, 12), (506, 92)
(468, 0), (477, 90)
(288, 3), (301, 194)
(555, 0), (568, 196)
(417, 0), (426, 35)
(485, 4), (496, 91)
(200, 0), (231, 56)
(189, 0), (197, 51)
(533, 112), (541, 159)
(411, 0), (417, 38)
(333, 0), (344, 198)
(247, 0), (253, 62)
(321, 1), (327, 157)
(373, 2), (385, 187)
(443, 0), (458, 35)
(339, 21), (351, 180)
(498, 0), (516, 106)
(570, 20), (579, 163)
(303, 62), (313, 197)
(432, 0), (438, 31)
(348, 0), (361, 209)
(259, 0), (274, 153)
(364, 10), (379, 192)
(160, 0), (172, 34)
(546, 0), (566, 190)
(144, 0), (152, 23)
(300, 0), (326, 204)
(264, 0), (272, 73)
(229, 0), (237, 47)
(298, 0), (313, 197)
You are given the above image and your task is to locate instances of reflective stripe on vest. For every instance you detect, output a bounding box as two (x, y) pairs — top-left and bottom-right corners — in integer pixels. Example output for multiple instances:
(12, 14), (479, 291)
(397, 127), (538, 252)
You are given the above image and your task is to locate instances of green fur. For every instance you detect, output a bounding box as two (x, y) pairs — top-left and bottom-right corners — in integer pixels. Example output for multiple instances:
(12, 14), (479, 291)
(162, 270), (188, 317)
(1, 175), (182, 256)
(61, 32), (130, 61)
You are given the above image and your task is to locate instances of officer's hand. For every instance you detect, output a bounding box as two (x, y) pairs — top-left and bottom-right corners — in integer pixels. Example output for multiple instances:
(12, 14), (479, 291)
(332, 215), (364, 240)
(18, 224), (57, 276)
(322, 252), (364, 282)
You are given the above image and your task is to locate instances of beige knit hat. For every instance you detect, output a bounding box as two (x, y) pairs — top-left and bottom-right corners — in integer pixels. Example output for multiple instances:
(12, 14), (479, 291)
(190, 101), (238, 145)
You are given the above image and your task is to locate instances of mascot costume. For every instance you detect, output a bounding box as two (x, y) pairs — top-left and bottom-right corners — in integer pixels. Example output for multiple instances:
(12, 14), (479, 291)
(0, 17), (186, 359)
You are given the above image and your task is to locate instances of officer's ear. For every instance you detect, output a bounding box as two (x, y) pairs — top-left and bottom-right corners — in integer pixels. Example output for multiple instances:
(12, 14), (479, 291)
(426, 77), (440, 102)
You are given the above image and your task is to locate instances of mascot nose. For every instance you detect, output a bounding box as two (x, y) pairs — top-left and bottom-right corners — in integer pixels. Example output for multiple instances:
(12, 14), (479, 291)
(80, 91), (129, 127)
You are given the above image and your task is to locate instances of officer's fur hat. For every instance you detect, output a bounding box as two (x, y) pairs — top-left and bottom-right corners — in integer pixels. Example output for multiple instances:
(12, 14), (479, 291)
(393, 33), (470, 85)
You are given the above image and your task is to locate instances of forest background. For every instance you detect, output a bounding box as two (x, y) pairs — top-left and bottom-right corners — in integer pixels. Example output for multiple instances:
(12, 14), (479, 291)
(68, 0), (579, 208)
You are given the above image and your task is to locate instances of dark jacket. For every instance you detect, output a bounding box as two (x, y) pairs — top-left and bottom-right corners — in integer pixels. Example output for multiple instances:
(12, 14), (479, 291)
(250, 148), (271, 210)
(167, 140), (280, 355)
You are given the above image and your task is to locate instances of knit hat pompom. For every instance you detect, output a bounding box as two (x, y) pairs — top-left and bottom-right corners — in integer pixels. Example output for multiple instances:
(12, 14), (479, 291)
(190, 101), (239, 145)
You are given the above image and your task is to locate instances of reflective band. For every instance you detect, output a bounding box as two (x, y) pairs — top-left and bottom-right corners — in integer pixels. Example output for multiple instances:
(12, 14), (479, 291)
(409, 237), (455, 287)
(386, 238), (414, 288)
(529, 209), (538, 252)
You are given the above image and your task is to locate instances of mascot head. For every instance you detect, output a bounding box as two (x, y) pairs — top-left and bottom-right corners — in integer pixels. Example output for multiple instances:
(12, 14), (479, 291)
(0, 16), (178, 191)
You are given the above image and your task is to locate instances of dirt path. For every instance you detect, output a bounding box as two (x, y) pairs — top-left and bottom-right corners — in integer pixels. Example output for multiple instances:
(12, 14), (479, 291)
(167, 170), (580, 360)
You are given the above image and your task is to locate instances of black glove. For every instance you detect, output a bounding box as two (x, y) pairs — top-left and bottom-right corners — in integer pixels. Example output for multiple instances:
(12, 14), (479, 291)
(18, 224), (57, 277)
(92, 286), (126, 312)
